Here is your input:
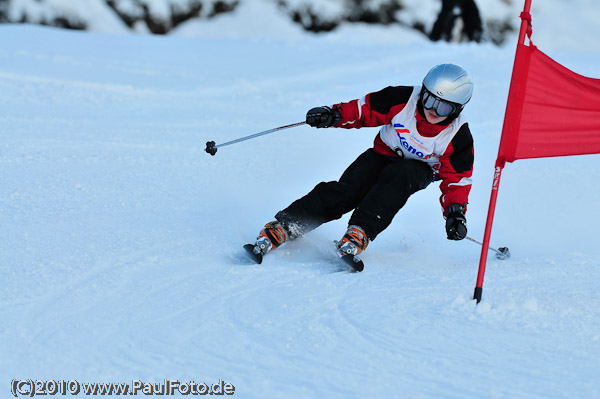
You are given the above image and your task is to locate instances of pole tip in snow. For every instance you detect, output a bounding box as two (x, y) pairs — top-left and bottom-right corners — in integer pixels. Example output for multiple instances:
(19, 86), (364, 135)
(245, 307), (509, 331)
(496, 247), (510, 260)
(473, 287), (482, 304)
(205, 141), (217, 156)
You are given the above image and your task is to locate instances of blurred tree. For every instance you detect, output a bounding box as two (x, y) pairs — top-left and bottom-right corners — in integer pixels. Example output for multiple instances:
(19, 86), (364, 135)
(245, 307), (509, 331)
(346, 0), (403, 25)
(0, 0), (516, 45)
(6, 0), (86, 29)
(106, 0), (239, 34)
(0, 0), (7, 23)
(484, 17), (514, 46)
(278, 0), (404, 33)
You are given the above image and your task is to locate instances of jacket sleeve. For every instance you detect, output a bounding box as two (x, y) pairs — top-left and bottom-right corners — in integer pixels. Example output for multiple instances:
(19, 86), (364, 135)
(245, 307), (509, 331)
(438, 123), (474, 215)
(333, 86), (414, 129)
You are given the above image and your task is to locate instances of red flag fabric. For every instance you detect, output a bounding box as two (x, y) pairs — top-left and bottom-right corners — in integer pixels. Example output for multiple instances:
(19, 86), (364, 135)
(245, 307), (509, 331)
(497, 43), (600, 165)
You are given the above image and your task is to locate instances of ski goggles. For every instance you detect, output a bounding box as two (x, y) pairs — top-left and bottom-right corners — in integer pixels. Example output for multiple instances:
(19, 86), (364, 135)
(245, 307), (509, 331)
(421, 88), (461, 117)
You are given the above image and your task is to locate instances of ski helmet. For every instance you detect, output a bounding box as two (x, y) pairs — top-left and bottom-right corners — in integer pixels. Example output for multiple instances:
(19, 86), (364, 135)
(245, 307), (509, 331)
(421, 63), (473, 117)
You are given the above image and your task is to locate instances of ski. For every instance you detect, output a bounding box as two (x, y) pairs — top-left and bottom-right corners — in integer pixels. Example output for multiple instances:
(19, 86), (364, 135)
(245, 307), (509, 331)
(243, 244), (263, 264)
(333, 240), (364, 272)
(243, 242), (364, 272)
(339, 253), (364, 272)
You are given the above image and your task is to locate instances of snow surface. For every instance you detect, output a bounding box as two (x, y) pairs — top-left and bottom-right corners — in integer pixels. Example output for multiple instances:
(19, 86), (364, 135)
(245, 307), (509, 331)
(1, 3), (600, 398)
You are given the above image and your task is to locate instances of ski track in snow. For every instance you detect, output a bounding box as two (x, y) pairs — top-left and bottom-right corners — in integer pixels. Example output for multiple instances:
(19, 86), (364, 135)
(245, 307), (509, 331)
(1, 25), (599, 399)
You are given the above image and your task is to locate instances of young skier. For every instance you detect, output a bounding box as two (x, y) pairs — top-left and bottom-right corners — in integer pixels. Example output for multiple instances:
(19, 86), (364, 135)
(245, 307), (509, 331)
(248, 63), (474, 266)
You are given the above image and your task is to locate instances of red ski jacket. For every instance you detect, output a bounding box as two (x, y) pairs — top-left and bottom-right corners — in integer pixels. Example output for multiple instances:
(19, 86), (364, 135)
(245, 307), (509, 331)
(333, 85), (474, 215)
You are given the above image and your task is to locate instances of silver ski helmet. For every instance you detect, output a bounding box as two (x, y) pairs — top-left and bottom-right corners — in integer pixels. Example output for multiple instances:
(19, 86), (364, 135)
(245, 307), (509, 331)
(421, 63), (473, 117)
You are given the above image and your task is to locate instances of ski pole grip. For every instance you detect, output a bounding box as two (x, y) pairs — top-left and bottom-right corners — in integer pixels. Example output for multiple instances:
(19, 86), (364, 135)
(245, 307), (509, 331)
(205, 141), (217, 156)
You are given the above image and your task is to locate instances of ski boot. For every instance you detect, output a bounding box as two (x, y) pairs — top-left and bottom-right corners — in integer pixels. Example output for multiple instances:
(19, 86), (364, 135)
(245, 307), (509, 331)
(244, 221), (290, 264)
(335, 225), (368, 272)
(337, 225), (369, 256)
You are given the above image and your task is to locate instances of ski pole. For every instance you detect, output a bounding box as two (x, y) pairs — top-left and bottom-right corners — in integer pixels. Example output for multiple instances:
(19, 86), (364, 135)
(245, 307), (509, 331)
(466, 236), (510, 260)
(205, 121), (306, 156)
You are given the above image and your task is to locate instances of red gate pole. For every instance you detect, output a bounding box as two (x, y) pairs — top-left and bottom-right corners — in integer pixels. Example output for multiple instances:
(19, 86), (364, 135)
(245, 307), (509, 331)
(473, 0), (533, 303)
(473, 162), (504, 303)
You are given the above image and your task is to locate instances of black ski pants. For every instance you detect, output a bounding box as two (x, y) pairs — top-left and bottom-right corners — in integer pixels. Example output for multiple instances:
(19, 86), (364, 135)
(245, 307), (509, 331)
(275, 149), (434, 240)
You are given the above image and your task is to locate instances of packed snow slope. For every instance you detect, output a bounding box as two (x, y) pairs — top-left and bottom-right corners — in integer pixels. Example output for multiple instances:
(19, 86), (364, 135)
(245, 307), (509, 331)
(1, 21), (599, 399)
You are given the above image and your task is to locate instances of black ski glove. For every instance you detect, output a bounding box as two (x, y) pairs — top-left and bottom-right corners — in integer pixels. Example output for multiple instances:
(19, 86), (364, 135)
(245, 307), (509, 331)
(445, 203), (467, 240)
(306, 106), (341, 128)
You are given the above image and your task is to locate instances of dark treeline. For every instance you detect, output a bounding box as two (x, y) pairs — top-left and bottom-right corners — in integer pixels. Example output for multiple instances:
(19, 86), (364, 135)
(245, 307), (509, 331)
(0, 0), (514, 45)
